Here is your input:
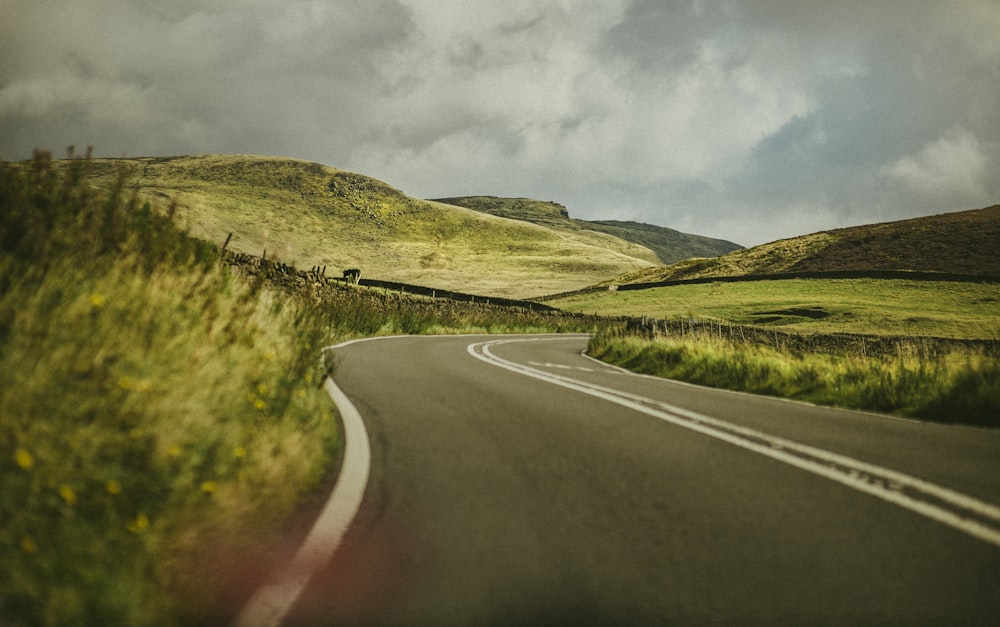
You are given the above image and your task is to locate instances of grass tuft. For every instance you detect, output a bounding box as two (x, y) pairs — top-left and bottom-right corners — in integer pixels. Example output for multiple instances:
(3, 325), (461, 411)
(588, 332), (1000, 428)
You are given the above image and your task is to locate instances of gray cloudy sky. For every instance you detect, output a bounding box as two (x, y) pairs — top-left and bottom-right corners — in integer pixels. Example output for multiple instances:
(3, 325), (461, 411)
(2, 1), (998, 245)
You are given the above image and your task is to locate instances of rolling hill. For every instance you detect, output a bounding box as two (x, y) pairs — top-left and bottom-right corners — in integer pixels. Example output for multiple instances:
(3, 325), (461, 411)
(432, 196), (742, 264)
(73, 155), (737, 299)
(599, 204), (1000, 286)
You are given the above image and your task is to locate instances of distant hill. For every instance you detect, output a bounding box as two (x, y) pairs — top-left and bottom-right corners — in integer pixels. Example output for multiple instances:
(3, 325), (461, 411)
(603, 205), (1000, 286)
(71, 155), (695, 298)
(432, 196), (742, 264)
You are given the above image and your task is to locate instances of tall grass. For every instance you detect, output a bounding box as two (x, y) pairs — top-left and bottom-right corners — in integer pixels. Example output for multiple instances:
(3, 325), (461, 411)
(1, 151), (340, 625)
(588, 331), (1000, 428)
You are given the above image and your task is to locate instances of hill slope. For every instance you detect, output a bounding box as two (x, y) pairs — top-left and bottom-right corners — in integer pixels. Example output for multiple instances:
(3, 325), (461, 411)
(78, 155), (680, 298)
(603, 205), (1000, 286)
(432, 196), (742, 264)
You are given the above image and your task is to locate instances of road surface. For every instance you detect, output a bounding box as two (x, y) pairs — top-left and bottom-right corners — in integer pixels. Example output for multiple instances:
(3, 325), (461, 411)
(256, 334), (1000, 625)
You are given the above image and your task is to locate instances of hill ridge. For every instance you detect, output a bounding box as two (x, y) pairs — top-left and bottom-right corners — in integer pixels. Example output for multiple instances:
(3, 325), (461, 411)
(601, 204), (1000, 287)
(71, 154), (688, 298)
(432, 195), (742, 265)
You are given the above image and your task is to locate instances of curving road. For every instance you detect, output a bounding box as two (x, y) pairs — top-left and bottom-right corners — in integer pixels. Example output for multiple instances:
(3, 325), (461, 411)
(254, 334), (1000, 626)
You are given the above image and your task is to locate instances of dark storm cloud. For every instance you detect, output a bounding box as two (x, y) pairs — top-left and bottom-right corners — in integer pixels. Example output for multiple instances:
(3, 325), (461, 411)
(2, 0), (997, 245)
(592, 0), (1000, 241)
(1, 0), (420, 158)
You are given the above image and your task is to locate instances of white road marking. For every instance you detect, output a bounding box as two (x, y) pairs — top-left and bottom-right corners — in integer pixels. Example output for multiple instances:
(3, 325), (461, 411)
(528, 360), (595, 372)
(236, 331), (1000, 626)
(468, 337), (1000, 549)
(234, 345), (373, 627)
(234, 333), (596, 626)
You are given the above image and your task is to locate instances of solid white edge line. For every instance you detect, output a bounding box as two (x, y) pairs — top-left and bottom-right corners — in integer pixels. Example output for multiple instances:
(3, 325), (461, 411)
(233, 372), (372, 627)
(469, 338), (1000, 549)
(233, 333), (587, 625)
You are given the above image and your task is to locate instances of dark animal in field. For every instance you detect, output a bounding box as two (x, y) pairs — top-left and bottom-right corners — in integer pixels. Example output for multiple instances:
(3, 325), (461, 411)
(343, 268), (361, 284)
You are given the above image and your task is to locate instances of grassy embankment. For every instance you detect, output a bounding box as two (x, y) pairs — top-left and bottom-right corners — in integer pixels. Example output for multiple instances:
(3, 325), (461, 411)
(0, 152), (597, 625)
(84, 156), (660, 299)
(0, 151), (341, 625)
(559, 279), (1000, 427)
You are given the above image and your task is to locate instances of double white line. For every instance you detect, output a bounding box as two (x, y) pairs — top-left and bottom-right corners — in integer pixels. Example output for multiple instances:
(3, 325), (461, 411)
(469, 337), (1000, 550)
(237, 334), (1000, 627)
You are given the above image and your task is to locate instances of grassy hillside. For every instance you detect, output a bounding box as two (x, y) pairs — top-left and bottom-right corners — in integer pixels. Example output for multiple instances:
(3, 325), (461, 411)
(0, 152), (602, 625)
(1, 153), (340, 624)
(603, 205), (1000, 285)
(566, 206), (1000, 426)
(548, 203), (1000, 338)
(433, 195), (742, 264)
(78, 156), (666, 299)
(552, 278), (1000, 339)
(585, 219), (742, 264)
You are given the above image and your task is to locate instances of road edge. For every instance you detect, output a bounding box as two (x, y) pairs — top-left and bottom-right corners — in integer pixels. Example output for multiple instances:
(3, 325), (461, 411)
(233, 358), (372, 627)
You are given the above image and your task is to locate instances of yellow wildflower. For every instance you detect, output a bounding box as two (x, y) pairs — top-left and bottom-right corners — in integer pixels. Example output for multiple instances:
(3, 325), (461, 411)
(106, 480), (122, 495)
(254, 398), (267, 411)
(89, 293), (106, 309)
(127, 513), (150, 533)
(257, 383), (268, 396)
(201, 481), (217, 494)
(21, 537), (38, 554)
(119, 376), (153, 392)
(233, 447), (247, 459)
(59, 484), (77, 506)
(166, 444), (182, 458)
(14, 448), (33, 470)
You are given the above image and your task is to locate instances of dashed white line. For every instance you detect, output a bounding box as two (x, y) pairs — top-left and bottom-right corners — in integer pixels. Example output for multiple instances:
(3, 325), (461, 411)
(469, 337), (1000, 549)
(528, 360), (595, 372)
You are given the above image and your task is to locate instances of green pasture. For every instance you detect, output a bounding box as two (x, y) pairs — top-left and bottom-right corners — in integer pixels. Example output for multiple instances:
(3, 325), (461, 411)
(83, 155), (656, 299)
(551, 279), (1000, 339)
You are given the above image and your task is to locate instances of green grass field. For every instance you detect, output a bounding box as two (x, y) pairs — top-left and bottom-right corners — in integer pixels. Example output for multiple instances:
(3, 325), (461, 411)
(572, 278), (1000, 426)
(551, 278), (1000, 339)
(80, 155), (657, 299)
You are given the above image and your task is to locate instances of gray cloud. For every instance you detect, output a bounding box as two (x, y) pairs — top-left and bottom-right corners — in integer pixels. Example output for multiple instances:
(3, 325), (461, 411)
(2, 0), (997, 246)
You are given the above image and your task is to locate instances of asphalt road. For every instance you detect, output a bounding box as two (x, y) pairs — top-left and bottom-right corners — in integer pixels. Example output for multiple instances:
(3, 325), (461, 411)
(280, 334), (1000, 626)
